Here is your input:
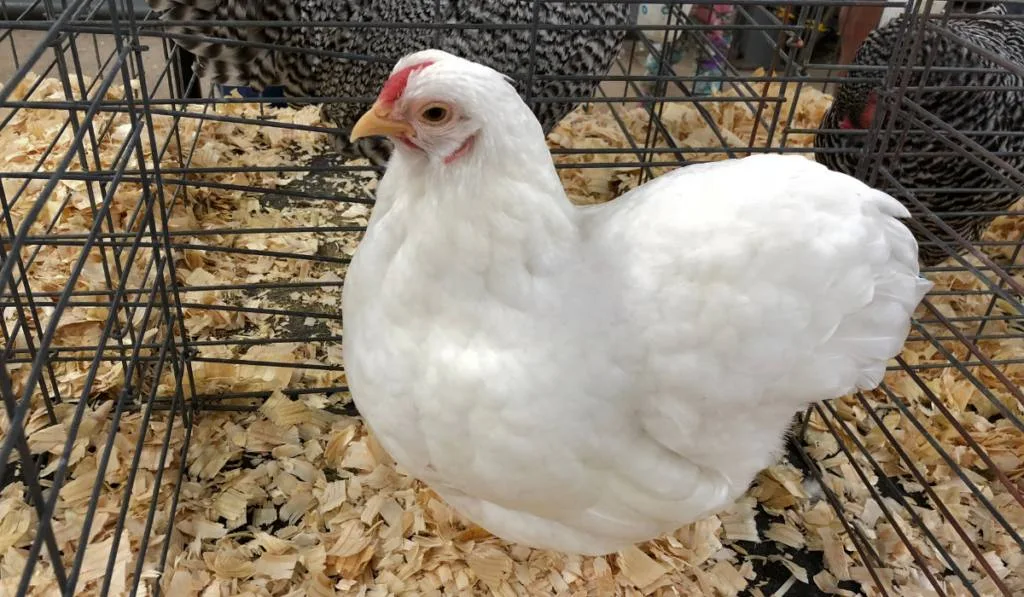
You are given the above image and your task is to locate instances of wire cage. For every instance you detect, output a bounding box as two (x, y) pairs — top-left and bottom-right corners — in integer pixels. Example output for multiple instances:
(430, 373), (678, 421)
(0, 0), (1022, 595)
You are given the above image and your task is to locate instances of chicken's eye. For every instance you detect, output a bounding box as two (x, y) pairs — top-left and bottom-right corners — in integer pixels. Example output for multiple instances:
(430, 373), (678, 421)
(419, 103), (451, 125)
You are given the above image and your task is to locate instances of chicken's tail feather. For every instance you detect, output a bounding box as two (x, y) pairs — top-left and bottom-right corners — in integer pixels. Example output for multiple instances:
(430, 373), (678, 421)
(831, 188), (933, 392)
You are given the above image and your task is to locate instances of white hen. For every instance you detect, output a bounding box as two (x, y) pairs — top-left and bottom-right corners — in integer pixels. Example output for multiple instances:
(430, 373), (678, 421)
(342, 49), (932, 555)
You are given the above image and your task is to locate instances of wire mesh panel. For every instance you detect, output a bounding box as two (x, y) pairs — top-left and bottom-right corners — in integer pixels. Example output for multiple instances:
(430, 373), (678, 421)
(0, 0), (198, 594)
(0, 0), (1021, 595)
(803, 3), (1024, 596)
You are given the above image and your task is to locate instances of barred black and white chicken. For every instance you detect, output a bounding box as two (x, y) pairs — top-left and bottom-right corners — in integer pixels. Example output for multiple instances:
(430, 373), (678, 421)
(148, 0), (629, 167)
(814, 4), (1024, 266)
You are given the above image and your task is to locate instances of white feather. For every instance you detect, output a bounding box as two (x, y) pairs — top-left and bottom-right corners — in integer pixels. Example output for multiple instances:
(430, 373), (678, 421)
(342, 50), (931, 555)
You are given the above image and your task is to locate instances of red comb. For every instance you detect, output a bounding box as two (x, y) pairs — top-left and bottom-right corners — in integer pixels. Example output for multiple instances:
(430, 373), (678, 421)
(379, 60), (435, 106)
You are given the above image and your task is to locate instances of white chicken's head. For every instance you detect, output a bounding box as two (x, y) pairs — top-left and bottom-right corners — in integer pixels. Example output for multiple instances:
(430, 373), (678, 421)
(350, 49), (546, 169)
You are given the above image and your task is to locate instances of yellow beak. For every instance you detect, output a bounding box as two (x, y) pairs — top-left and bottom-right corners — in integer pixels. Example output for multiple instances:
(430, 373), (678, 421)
(350, 103), (414, 142)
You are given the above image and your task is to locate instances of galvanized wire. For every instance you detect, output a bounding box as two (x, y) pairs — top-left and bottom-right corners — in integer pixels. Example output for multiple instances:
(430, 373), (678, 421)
(0, 0), (1022, 595)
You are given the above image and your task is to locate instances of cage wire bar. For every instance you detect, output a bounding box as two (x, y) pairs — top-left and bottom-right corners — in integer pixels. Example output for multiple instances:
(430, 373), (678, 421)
(0, 0), (1022, 595)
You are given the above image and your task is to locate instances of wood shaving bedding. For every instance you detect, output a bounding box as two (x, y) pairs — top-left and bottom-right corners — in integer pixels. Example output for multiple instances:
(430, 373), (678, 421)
(549, 68), (832, 205)
(0, 70), (1021, 596)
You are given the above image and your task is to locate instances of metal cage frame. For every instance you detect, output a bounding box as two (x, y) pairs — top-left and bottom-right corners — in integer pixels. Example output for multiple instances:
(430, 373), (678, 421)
(0, 0), (1022, 595)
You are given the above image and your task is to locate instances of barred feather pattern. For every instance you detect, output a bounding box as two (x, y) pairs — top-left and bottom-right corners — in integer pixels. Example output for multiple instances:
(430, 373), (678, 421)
(148, 0), (629, 167)
(813, 5), (1024, 266)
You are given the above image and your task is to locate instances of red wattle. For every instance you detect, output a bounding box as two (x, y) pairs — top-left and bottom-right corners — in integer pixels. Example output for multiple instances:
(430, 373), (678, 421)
(859, 104), (876, 129)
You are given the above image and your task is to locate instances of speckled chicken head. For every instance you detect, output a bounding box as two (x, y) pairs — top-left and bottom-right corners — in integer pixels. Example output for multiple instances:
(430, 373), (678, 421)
(830, 75), (880, 132)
